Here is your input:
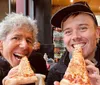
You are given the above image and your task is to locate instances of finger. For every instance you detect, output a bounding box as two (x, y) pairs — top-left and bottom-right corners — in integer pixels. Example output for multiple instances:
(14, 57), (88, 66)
(4, 76), (38, 85)
(85, 59), (95, 66)
(17, 76), (38, 84)
(2, 76), (17, 85)
(87, 65), (99, 75)
(89, 73), (100, 84)
(8, 66), (19, 76)
(54, 81), (60, 85)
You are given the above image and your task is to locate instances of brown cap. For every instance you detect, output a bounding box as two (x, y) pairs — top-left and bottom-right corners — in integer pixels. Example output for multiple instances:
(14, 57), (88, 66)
(51, 1), (98, 28)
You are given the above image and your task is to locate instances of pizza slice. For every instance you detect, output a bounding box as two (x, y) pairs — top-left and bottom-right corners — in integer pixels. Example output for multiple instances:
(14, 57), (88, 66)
(18, 56), (35, 77)
(17, 56), (38, 80)
(60, 45), (91, 85)
(3, 56), (38, 85)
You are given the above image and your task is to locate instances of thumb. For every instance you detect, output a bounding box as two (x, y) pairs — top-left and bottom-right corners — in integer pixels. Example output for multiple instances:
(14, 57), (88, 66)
(54, 81), (60, 85)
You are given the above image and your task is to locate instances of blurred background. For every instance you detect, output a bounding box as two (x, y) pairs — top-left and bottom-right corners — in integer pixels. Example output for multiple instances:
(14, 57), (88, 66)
(0, 0), (100, 62)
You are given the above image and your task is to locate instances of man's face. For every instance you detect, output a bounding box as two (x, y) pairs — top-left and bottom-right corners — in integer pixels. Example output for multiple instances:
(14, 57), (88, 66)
(0, 25), (34, 67)
(62, 13), (99, 59)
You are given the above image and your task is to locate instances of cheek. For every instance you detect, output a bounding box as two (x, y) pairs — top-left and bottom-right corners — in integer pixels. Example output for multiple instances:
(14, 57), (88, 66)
(87, 32), (97, 43)
(3, 42), (13, 54)
(63, 35), (70, 45)
(63, 36), (71, 50)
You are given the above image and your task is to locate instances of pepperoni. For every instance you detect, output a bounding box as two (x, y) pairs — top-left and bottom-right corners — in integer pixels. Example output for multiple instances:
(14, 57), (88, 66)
(64, 74), (74, 82)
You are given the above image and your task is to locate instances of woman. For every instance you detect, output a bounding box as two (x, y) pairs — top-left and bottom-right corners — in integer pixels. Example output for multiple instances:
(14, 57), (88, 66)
(0, 13), (44, 85)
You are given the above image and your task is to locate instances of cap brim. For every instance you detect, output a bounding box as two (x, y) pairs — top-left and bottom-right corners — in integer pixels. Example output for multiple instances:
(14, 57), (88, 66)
(51, 4), (93, 28)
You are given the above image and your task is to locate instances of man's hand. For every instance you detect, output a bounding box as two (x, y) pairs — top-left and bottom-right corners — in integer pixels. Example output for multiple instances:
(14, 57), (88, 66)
(54, 60), (100, 85)
(85, 59), (100, 85)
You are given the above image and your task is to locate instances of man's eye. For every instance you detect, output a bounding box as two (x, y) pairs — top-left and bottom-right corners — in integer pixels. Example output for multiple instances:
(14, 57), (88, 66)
(64, 30), (72, 35)
(80, 27), (87, 31)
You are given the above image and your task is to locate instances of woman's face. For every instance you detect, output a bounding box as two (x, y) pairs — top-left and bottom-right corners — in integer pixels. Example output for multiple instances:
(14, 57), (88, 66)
(62, 13), (99, 59)
(0, 25), (34, 67)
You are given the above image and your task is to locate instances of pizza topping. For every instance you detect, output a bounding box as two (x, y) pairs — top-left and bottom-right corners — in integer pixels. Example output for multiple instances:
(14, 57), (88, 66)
(18, 56), (35, 77)
(60, 44), (91, 85)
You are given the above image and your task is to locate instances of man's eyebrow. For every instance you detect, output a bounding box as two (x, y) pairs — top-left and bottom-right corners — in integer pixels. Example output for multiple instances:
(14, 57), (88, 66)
(63, 24), (89, 31)
(63, 27), (71, 31)
(79, 23), (89, 26)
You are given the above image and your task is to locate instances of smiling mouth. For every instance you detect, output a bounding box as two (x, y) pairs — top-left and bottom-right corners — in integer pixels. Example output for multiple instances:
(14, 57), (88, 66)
(72, 44), (85, 48)
(14, 53), (25, 60)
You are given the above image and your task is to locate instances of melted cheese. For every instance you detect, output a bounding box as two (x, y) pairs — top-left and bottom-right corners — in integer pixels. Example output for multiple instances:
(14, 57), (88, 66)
(60, 45), (91, 85)
(18, 56), (34, 77)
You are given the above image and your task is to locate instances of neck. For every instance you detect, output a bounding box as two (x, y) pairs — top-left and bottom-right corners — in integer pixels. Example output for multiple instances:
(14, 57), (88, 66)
(85, 47), (97, 60)
(86, 52), (95, 60)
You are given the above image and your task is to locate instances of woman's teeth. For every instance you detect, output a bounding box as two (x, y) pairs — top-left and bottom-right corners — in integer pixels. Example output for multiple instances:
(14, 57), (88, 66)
(14, 53), (24, 60)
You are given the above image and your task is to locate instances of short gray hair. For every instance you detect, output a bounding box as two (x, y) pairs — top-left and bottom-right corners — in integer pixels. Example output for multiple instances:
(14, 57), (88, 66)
(0, 12), (38, 43)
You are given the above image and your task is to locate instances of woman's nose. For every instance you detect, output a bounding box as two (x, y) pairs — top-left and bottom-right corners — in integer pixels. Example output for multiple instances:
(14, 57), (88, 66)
(19, 40), (29, 49)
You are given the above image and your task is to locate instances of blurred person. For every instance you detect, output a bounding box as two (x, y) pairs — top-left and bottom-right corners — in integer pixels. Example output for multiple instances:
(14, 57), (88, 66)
(46, 1), (100, 85)
(33, 42), (41, 51)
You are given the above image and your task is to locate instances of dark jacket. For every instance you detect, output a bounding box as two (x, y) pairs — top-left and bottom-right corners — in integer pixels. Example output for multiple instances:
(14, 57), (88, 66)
(0, 57), (11, 85)
(46, 44), (100, 85)
(29, 51), (48, 76)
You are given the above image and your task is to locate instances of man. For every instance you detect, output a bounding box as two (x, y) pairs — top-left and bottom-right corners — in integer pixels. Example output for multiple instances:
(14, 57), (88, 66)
(46, 1), (100, 85)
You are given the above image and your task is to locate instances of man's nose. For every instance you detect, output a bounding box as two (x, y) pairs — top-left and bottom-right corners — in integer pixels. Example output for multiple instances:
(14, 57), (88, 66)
(72, 31), (81, 41)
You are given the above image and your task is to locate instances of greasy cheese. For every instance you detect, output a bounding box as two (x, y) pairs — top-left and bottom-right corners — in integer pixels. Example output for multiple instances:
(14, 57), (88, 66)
(60, 45), (91, 85)
(18, 56), (34, 77)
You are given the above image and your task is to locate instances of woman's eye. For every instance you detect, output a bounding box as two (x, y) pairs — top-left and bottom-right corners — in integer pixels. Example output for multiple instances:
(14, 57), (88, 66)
(12, 37), (19, 40)
(27, 39), (33, 45)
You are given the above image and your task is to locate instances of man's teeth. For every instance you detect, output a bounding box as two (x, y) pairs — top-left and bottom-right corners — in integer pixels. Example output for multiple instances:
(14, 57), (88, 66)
(73, 44), (85, 48)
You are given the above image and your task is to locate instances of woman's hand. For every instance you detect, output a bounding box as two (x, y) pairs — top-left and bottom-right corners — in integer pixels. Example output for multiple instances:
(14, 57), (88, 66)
(85, 59), (100, 85)
(2, 66), (37, 85)
(2, 66), (19, 85)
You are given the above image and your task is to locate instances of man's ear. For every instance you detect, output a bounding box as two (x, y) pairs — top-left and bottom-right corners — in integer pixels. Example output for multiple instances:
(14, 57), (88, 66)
(96, 26), (100, 39)
(0, 40), (3, 50)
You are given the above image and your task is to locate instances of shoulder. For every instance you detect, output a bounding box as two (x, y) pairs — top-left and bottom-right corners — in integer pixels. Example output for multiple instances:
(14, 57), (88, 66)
(0, 57), (10, 82)
(0, 57), (10, 69)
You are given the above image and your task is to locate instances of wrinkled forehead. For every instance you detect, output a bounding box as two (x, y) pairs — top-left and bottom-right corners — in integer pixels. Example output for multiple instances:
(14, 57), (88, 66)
(13, 24), (34, 31)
